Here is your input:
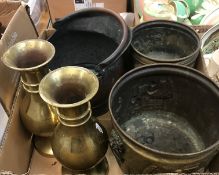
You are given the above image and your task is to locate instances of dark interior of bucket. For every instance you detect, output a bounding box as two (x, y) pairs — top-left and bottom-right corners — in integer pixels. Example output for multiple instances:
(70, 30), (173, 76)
(132, 27), (197, 61)
(111, 69), (219, 154)
(48, 13), (122, 70)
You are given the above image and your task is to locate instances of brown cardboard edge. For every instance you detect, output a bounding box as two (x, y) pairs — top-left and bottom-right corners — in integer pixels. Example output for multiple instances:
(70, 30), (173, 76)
(46, 0), (128, 24)
(24, 5), (39, 38)
(0, 2), (21, 115)
(0, 3), (38, 114)
(45, 0), (53, 26)
(39, 28), (55, 39)
(0, 1), (21, 24)
(3, 4), (38, 41)
(0, 82), (33, 174)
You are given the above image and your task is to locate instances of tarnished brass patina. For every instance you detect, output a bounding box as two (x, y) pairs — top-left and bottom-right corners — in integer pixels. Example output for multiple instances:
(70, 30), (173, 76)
(109, 64), (219, 173)
(39, 66), (109, 174)
(2, 39), (58, 156)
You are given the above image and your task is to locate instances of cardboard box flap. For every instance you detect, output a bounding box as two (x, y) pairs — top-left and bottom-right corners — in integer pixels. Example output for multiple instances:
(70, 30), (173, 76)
(0, 3), (38, 114)
(46, 0), (127, 23)
(0, 1), (20, 27)
(0, 84), (33, 174)
(1, 5), (38, 49)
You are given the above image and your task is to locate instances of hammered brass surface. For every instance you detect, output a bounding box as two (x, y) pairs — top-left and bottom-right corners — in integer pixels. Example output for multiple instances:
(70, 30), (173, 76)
(39, 66), (109, 173)
(2, 39), (58, 156)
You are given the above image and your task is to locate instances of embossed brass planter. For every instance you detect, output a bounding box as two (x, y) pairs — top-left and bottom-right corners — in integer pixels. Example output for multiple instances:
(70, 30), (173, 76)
(109, 64), (219, 173)
(39, 66), (109, 174)
(131, 20), (200, 67)
(2, 39), (58, 156)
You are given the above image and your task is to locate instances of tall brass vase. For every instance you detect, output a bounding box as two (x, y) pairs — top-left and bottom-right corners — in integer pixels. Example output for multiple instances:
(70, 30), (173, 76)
(39, 66), (109, 174)
(2, 39), (58, 156)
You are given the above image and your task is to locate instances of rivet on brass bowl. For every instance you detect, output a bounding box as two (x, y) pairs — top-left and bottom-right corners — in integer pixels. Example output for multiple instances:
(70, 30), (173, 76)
(39, 66), (109, 174)
(1, 39), (59, 157)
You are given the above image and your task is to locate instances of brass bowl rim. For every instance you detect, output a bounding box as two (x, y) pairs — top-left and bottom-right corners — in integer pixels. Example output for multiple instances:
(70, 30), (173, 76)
(39, 66), (99, 108)
(131, 20), (200, 63)
(201, 23), (219, 54)
(109, 63), (219, 158)
(1, 39), (55, 71)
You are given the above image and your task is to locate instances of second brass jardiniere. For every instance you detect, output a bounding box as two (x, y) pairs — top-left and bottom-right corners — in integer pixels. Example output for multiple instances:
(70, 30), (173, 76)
(109, 64), (219, 173)
(131, 20), (200, 67)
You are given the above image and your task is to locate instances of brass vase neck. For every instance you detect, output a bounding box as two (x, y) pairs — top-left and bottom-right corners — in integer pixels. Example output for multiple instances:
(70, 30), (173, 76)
(39, 66), (100, 125)
(57, 102), (92, 127)
(1, 39), (55, 94)
(21, 68), (49, 93)
(21, 67), (49, 85)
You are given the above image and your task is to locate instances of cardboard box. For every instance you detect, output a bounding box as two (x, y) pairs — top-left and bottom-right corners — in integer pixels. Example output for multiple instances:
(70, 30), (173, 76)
(0, 84), (33, 174)
(19, 29), (215, 174)
(0, 1), (38, 114)
(0, 12), (218, 174)
(46, 0), (127, 23)
(0, 2), (38, 173)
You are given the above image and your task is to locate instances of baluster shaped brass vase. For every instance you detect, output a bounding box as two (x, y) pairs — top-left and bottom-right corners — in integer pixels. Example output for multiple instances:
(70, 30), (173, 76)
(39, 66), (109, 174)
(1, 39), (58, 156)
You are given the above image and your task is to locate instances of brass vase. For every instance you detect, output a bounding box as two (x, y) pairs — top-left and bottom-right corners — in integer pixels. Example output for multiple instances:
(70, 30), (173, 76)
(1, 39), (58, 156)
(39, 66), (109, 174)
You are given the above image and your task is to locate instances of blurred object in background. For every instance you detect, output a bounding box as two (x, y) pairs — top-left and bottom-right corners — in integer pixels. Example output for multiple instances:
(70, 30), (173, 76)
(204, 49), (219, 85)
(134, 0), (219, 25)
(19, 0), (50, 34)
(201, 23), (219, 85)
(0, 22), (6, 39)
(27, 0), (46, 26)
(170, 0), (191, 24)
(192, 0), (219, 25)
(184, 0), (203, 15)
(120, 12), (135, 27)
(135, 0), (176, 23)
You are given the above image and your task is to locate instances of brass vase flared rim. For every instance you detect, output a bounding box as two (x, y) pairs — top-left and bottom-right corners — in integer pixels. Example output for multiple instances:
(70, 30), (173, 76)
(1, 39), (55, 71)
(39, 66), (99, 108)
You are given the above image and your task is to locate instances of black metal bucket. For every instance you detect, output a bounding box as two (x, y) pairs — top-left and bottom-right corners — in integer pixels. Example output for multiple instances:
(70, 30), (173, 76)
(131, 20), (200, 67)
(47, 8), (132, 116)
(109, 64), (219, 173)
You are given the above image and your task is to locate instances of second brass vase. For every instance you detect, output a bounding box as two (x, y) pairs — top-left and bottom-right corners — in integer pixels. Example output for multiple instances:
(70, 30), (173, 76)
(1, 39), (58, 156)
(39, 66), (109, 174)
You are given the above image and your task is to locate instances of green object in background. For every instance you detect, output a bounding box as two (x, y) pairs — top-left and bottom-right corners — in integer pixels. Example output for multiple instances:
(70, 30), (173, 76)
(184, 0), (204, 14)
(171, 0), (190, 22)
(191, 13), (205, 25)
(135, 0), (143, 20)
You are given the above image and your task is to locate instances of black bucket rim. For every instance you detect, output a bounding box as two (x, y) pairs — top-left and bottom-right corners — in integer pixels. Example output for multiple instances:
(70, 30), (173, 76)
(52, 7), (131, 69)
(131, 20), (200, 64)
(109, 64), (219, 158)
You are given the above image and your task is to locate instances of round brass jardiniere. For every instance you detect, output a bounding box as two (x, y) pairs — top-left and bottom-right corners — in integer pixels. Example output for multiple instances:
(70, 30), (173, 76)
(109, 64), (219, 173)
(131, 20), (200, 67)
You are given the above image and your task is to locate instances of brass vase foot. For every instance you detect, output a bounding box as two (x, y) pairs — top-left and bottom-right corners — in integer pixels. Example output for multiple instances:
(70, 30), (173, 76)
(34, 136), (53, 157)
(62, 158), (109, 175)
